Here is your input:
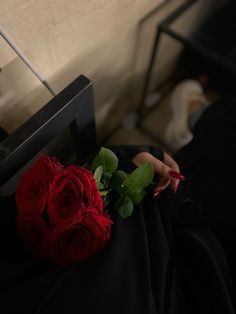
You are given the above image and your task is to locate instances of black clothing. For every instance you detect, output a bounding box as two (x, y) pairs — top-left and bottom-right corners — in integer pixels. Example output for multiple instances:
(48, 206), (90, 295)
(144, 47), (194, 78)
(0, 127), (8, 142)
(0, 99), (236, 313)
(175, 98), (236, 286)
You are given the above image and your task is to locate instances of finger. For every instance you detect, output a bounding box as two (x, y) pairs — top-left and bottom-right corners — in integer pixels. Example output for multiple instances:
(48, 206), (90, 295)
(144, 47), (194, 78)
(133, 152), (177, 181)
(132, 152), (153, 167)
(132, 152), (184, 193)
(132, 152), (171, 194)
(163, 153), (180, 172)
(163, 153), (183, 192)
(153, 176), (171, 197)
(150, 154), (184, 194)
(150, 155), (175, 178)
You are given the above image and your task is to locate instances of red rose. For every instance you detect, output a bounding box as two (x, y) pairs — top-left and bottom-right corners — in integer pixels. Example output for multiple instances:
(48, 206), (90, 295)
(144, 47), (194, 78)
(51, 207), (113, 267)
(17, 214), (52, 259)
(15, 155), (114, 267)
(48, 165), (103, 224)
(16, 156), (63, 214)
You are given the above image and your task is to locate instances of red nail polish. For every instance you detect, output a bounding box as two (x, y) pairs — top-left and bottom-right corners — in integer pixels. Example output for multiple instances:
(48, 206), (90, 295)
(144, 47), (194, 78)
(169, 171), (185, 181)
(153, 188), (163, 198)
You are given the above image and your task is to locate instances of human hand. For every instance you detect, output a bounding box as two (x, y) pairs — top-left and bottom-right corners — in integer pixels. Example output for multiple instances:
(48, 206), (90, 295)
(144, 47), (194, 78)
(132, 152), (185, 197)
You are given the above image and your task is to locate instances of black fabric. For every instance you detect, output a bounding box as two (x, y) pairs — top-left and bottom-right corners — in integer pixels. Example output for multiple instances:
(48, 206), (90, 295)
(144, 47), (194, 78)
(0, 107), (236, 313)
(174, 97), (236, 287)
(0, 126), (8, 142)
(0, 191), (234, 314)
(0, 177), (183, 314)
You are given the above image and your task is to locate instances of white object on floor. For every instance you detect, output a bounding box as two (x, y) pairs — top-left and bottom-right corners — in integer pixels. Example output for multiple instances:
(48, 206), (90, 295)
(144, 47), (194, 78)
(164, 79), (209, 153)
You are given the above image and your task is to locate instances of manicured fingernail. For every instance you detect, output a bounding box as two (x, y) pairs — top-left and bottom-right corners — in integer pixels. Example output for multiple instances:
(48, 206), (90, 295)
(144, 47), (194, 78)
(153, 187), (163, 198)
(173, 182), (179, 193)
(169, 171), (185, 181)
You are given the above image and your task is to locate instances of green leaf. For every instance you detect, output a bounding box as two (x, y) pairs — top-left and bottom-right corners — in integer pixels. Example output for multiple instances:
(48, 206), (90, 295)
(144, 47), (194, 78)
(116, 196), (134, 219)
(93, 165), (103, 184)
(122, 162), (154, 204)
(109, 170), (127, 195)
(102, 171), (112, 187)
(92, 147), (118, 174)
(128, 190), (147, 204)
(97, 182), (104, 190)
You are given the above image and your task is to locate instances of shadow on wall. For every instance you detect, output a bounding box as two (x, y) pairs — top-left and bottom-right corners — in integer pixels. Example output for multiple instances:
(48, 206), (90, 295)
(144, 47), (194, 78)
(2, 0), (202, 142)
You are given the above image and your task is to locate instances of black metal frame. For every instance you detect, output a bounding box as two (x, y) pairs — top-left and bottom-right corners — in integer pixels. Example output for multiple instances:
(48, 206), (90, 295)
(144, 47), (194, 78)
(138, 0), (233, 121)
(0, 75), (97, 188)
(137, 0), (196, 120)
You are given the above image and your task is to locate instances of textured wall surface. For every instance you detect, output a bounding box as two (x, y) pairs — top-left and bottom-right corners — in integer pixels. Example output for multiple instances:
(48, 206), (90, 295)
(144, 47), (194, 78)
(0, 0), (179, 137)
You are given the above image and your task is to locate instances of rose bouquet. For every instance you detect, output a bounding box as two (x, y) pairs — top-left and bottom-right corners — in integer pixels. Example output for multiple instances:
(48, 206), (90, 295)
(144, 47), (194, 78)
(16, 147), (154, 267)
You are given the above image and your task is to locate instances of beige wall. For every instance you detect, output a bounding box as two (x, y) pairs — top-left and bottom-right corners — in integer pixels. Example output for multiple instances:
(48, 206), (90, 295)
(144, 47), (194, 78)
(1, 0), (210, 140)
(1, 0), (169, 137)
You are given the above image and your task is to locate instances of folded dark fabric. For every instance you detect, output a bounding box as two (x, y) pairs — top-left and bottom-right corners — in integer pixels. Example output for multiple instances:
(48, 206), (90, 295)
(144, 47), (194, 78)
(0, 145), (234, 314)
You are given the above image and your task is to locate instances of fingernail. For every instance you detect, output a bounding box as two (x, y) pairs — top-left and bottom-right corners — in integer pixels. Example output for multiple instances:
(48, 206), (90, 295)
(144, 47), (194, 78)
(153, 187), (163, 198)
(173, 182), (179, 193)
(169, 171), (185, 181)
